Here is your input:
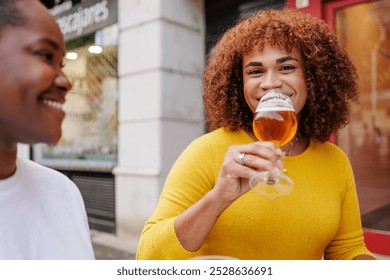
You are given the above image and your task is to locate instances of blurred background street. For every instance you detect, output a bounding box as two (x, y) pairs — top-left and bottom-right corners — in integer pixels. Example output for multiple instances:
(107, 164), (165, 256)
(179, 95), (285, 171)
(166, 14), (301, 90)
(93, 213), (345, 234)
(93, 243), (134, 260)
(91, 230), (135, 260)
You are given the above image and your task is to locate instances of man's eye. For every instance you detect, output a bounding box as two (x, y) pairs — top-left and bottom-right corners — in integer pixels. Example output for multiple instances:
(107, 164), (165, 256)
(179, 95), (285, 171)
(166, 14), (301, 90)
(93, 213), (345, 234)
(36, 51), (54, 61)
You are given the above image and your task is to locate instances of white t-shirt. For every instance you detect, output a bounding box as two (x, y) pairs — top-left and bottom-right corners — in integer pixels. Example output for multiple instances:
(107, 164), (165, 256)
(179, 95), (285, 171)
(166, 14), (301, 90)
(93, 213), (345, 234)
(0, 158), (95, 259)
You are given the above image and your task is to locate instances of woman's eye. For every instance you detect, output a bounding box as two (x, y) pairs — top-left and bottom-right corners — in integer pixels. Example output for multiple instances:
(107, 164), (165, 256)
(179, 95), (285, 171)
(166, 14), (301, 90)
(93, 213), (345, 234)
(280, 65), (296, 72)
(248, 69), (263, 75)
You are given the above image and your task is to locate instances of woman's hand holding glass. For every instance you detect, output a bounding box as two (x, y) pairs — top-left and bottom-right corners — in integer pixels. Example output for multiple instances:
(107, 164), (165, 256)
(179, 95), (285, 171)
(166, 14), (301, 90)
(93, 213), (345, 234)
(248, 89), (298, 199)
(215, 88), (297, 202)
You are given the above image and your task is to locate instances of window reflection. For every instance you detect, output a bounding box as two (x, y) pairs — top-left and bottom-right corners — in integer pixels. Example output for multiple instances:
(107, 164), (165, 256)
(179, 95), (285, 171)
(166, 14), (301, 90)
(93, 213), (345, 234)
(336, 0), (390, 216)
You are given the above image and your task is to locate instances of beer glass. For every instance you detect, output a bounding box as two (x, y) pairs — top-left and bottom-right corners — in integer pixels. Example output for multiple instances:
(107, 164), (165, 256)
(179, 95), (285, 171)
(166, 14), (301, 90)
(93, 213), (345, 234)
(249, 89), (298, 198)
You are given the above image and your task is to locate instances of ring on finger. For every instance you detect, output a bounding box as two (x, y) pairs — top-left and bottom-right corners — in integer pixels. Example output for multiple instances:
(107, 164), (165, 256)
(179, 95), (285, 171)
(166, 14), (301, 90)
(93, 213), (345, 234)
(238, 153), (246, 166)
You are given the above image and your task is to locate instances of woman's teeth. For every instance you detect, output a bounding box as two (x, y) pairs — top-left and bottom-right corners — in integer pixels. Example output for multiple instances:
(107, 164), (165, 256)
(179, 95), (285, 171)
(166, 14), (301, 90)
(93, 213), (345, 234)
(42, 100), (63, 110)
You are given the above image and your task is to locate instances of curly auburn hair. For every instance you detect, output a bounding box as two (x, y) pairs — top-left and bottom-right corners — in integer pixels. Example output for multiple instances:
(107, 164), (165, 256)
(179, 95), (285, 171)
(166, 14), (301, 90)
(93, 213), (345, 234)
(203, 8), (358, 143)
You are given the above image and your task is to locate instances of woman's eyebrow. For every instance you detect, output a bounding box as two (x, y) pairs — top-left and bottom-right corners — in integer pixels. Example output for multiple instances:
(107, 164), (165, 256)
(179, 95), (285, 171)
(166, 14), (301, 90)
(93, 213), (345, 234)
(244, 56), (298, 68)
(244, 61), (263, 68)
(276, 56), (298, 63)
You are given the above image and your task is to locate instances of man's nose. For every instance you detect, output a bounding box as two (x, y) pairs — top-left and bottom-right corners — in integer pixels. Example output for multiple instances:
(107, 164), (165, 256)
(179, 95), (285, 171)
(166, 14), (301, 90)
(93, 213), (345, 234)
(55, 71), (72, 93)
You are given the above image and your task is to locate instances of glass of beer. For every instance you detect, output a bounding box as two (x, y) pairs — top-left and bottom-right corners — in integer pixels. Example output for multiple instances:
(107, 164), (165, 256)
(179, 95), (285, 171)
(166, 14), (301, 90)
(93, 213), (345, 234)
(249, 89), (298, 199)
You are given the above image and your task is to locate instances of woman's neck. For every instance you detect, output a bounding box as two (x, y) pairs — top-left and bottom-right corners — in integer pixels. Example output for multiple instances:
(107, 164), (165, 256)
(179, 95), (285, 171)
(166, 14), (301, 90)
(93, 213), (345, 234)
(281, 133), (309, 156)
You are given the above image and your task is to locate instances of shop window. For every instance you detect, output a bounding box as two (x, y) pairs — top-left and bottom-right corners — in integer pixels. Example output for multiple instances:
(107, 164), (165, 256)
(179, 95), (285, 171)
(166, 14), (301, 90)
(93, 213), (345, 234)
(33, 25), (118, 172)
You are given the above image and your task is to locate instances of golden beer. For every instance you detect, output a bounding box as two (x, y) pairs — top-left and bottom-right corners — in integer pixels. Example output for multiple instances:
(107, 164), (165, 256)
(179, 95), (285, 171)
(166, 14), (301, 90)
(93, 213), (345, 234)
(253, 109), (297, 147)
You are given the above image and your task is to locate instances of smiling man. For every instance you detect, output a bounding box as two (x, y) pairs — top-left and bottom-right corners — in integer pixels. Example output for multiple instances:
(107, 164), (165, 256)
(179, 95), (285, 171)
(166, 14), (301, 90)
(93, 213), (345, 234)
(0, 0), (94, 259)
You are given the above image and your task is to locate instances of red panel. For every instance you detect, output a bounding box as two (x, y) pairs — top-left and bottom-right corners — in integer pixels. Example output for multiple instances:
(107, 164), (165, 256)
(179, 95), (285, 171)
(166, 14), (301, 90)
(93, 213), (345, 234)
(328, 134), (336, 144)
(364, 229), (390, 256)
(286, 0), (322, 19)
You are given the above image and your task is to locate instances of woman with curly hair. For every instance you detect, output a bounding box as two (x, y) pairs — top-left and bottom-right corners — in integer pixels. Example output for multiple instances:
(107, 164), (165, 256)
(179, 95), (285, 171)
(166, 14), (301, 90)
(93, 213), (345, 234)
(137, 8), (375, 260)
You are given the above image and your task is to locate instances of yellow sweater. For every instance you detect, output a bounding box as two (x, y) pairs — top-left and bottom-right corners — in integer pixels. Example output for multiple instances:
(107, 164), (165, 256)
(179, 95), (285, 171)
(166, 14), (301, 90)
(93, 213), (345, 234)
(136, 128), (373, 260)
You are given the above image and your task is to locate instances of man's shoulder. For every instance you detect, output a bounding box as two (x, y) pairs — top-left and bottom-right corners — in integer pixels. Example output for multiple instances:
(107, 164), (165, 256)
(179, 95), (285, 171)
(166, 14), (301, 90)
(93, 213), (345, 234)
(18, 158), (76, 189)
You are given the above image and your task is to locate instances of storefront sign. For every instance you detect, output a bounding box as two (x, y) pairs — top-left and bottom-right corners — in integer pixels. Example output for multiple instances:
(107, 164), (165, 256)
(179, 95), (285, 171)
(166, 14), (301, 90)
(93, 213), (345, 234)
(51, 0), (118, 41)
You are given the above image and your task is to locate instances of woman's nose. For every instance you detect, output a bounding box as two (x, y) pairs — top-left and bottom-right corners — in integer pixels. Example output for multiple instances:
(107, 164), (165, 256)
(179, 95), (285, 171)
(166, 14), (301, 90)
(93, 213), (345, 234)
(260, 71), (282, 90)
(55, 71), (72, 92)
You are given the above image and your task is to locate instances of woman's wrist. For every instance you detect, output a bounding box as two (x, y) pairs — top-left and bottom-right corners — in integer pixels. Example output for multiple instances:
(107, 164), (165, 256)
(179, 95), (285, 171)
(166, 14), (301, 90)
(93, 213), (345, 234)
(206, 187), (235, 216)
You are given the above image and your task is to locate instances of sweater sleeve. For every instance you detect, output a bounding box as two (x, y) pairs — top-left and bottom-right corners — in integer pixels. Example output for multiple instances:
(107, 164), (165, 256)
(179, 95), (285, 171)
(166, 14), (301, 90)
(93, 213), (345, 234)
(136, 135), (220, 260)
(324, 157), (374, 260)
